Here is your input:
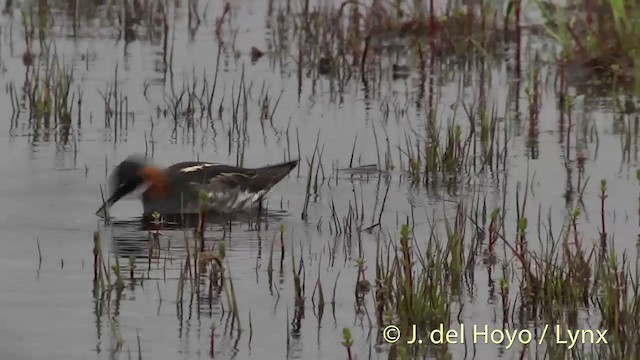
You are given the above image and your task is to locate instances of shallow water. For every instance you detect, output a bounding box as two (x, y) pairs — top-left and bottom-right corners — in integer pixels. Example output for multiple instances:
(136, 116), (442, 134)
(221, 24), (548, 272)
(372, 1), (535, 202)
(0, 0), (638, 359)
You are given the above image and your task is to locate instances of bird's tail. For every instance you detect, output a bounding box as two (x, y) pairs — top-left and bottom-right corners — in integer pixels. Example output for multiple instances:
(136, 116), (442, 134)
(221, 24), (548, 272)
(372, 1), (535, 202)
(250, 159), (299, 191)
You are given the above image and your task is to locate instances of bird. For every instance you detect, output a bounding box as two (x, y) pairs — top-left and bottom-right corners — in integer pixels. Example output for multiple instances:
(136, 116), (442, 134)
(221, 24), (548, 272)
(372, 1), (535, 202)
(95, 155), (299, 218)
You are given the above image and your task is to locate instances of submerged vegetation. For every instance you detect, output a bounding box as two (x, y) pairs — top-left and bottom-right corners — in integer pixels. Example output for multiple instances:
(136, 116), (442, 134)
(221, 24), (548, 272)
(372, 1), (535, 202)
(0, 0), (639, 359)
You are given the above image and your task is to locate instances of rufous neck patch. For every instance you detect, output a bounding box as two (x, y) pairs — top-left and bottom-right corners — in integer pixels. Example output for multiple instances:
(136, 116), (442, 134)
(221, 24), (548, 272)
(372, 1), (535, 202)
(138, 166), (169, 199)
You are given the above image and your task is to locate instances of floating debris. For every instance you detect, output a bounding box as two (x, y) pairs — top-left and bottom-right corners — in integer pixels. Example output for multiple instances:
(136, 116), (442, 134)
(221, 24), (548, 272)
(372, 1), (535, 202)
(250, 46), (264, 63)
(318, 57), (332, 75)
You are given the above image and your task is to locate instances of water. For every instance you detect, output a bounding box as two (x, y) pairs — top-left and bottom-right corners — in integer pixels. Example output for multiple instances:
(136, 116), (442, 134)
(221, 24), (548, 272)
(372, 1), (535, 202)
(0, 0), (638, 359)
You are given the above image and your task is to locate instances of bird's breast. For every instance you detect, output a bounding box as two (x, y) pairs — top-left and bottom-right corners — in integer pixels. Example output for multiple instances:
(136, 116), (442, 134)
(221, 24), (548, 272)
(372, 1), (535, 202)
(139, 166), (170, 200)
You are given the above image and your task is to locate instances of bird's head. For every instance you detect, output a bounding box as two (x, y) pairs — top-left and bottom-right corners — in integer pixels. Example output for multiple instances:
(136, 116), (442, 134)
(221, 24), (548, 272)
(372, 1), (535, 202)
(96, 155), (162, 217)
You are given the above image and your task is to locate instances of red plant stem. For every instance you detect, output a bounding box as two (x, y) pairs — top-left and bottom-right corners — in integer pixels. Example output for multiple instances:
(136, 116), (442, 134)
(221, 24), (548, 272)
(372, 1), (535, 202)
(148, 238), (153, 270)
(423, 0), (436, 187)
(93, 253), (98, 281)
(280, 229), (285, 254)
(600, 194), (607, 250)
(601, 198), (606, 236)
(501, 287), (509, 324)
(481, 0), (486, 32)
(566, 98), (572, 160)
(558, 63), (566, 144)
(210, 328), (215, 358)
(515, 0), (521, 80)
(488, 219), (495, 251)
(359, 266), (366, 281)
(347, 346), (352, 360)
(585, 0), (592, 29)
(199, 212), (206, 252)
(466, 0), (472, 36)
(429, 0), (434, 34)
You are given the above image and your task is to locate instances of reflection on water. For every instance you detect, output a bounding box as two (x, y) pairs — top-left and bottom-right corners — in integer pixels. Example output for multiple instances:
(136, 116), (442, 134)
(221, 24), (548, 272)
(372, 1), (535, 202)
(107, 208), (290, 258)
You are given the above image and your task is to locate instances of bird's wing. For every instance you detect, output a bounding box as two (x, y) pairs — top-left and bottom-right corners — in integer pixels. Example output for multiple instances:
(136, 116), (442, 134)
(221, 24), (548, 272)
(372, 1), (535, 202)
(208, 171), (256, 190)
(185, 171), (256, 193)
(187, 171), (267, 208)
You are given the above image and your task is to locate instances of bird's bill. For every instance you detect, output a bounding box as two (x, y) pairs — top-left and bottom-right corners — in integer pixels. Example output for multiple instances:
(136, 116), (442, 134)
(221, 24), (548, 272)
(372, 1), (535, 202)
(95, 182), (137, 217)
